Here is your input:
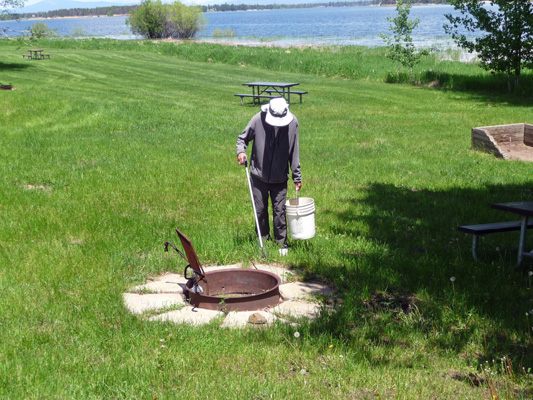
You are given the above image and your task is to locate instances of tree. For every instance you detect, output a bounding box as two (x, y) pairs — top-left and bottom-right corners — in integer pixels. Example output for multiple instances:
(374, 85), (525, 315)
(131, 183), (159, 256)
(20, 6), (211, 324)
(1, 0), (24, 11)
(444, 0), (533, 91)
(29, 22), (57, 39)
(1, 0), (25, 19)
(166, 1), (205, 39)
(380, 0), (428, 78)
(126, 0), (167, 39)
(127, 0), (205, 40)
(1, 0), (25, 37)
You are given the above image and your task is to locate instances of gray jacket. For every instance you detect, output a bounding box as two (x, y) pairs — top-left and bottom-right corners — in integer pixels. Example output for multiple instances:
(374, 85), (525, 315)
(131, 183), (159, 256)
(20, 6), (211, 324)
(236, 110), (301, 184)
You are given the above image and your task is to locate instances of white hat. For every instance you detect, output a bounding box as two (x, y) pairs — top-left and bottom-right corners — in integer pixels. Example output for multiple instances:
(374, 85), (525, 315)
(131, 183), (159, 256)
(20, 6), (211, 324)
(261, 97), (294, 127)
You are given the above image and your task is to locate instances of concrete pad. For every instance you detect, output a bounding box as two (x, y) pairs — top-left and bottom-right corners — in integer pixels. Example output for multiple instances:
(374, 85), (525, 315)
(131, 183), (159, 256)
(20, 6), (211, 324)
(221, 310), (278, 328)
(149, 307), (223, 326)
(272, 300), (321, 319)
(251, 264), (298, 283)
(280, 281), (334, 301)
(203, 264), (241, 273)
(130, 268), (240, 293)
(131, 273), (187, 293)
(123, 293), (185, 315)
(123, 265), (334, 327)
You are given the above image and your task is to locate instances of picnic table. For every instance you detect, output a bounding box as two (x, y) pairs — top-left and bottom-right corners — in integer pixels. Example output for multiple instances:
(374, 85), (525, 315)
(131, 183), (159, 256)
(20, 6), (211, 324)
(491, 201), (533, 268)
(23, 49), (50, 60)
(458, 201), (533, 264)
(235, 82), (307, 105)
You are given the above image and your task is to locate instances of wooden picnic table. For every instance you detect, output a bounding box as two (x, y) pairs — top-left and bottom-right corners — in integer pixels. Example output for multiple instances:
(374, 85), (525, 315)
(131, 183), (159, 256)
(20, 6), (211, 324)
(29, 49), (44, 59)
(23, 49), (50, 60)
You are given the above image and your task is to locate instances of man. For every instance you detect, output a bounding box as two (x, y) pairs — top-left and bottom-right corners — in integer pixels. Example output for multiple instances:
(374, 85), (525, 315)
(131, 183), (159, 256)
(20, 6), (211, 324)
(236, 97), (302, 255)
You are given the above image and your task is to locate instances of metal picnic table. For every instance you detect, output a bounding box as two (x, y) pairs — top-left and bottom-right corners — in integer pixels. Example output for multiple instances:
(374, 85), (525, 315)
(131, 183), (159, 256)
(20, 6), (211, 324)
(235, 82), (302, 105)
(491, 201), (533, 268)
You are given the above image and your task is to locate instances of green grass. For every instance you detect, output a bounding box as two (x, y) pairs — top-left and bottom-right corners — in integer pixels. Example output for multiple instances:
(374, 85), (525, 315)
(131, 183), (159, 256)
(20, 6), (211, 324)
(1, 38), (533, 399)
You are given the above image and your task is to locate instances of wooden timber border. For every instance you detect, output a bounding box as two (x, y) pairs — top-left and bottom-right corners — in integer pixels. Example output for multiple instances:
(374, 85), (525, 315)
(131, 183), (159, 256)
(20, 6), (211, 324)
(472, 123), (533, 159)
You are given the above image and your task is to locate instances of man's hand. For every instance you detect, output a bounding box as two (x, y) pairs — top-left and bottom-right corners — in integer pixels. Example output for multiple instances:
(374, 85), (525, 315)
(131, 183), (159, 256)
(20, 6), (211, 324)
(238, 153), (247, 165)
(295, 182), (302, 192)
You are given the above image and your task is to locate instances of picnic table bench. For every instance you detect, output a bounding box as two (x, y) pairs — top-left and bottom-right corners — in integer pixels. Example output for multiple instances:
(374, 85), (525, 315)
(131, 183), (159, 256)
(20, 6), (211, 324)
(234, 94), (279, 106)
(263, 89), (308, 103)
(458, 220), (533, 261)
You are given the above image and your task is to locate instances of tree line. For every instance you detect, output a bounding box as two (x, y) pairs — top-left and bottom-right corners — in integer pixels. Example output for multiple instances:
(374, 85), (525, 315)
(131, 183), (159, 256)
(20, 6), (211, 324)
(1, 0), (447, 21)
(1, 6), (136, 20)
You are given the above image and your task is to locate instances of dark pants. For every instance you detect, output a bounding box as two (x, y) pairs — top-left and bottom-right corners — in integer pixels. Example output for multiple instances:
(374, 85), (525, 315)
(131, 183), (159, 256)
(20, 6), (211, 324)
(251, 176), (288, 248)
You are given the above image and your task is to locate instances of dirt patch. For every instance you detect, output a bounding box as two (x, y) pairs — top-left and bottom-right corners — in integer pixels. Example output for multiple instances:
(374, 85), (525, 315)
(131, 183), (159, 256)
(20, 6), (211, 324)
(151, 37), (320, 49)
(152, 38), (185, 44)
(451, 371), (485, 387)
(24, 184), (53, 193)
(495, 141), (533, 162)
(364, 290), (418, 314)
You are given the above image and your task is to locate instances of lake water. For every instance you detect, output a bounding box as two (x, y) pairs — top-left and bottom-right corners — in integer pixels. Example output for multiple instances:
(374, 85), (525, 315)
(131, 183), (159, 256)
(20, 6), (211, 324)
(0, 4), (471, 48)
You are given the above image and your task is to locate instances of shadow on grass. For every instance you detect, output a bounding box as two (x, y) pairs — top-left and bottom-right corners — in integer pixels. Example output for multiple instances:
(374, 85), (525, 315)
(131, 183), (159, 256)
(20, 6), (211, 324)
(0, 61), (31, 71)
(388, 69), (533, 107)
(303, 181), (533, 367)
(425, 70), (533, 103)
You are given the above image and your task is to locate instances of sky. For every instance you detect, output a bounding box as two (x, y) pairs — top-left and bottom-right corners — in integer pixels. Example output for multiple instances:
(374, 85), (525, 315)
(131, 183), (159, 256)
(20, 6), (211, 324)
(15, 0), (297, 11)
(17, 0), (366, 11)
(17, 0), (230, 9)
(23, 0), (141, 5)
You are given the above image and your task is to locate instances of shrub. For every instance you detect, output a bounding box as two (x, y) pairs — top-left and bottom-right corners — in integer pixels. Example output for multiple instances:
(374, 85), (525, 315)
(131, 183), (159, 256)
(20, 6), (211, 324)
(71, 26), (85, 37)
(212, 28), (235, 38)
(29, 22), (57, 39)
(166, 1), (205, 39)
(380, 0), (428, 78)
(126, 0), (167, 39)
(127, 0), (205, 39)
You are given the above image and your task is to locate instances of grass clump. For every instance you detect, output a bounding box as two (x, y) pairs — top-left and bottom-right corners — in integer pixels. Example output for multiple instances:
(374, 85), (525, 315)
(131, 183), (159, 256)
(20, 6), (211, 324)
(212, 28), (235, 38)
(0, 38), (533, 398)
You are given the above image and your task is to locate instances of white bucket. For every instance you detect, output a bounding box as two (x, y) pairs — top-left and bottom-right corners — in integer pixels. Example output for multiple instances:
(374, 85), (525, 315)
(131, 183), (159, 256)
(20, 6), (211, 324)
(285, 197), (316, 240)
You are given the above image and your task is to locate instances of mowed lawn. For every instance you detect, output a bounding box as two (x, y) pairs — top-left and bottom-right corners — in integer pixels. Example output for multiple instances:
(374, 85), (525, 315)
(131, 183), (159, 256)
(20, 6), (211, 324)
(1, 41), (533, 398)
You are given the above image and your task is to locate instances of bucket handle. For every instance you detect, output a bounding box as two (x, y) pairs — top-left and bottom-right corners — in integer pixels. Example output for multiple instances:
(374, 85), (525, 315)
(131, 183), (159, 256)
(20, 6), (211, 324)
(184, 264), (203, 292)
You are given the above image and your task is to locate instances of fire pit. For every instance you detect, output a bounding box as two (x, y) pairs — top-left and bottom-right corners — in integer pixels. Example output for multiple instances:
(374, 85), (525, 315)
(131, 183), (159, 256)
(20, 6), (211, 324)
(165, 229), (281, 312)
(472, 123), (533, 161)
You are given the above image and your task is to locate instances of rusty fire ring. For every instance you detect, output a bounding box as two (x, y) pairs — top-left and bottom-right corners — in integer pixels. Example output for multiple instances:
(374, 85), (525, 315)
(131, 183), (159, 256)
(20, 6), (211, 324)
(165, 228), (282, 312)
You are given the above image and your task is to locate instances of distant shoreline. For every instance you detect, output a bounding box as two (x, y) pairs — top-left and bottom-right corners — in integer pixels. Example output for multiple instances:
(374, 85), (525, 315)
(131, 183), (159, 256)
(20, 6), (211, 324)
(25, 14), (129, 21)
(4, 2), (449, 22)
